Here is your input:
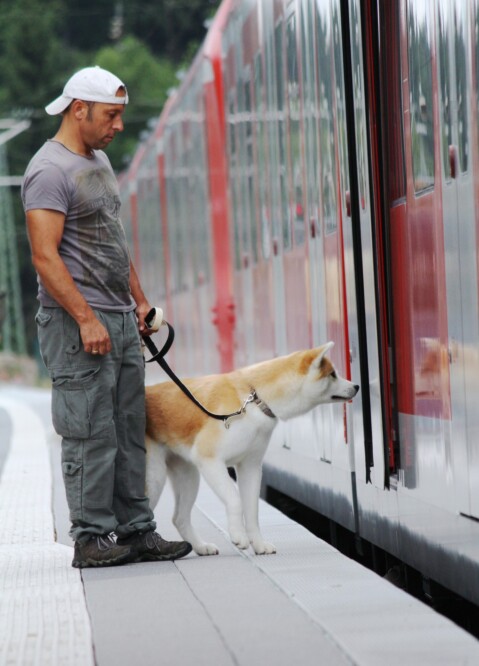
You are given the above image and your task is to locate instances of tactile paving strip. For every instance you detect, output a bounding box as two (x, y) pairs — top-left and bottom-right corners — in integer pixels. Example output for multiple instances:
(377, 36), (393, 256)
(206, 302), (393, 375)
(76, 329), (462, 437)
(0, 394), (94, 666)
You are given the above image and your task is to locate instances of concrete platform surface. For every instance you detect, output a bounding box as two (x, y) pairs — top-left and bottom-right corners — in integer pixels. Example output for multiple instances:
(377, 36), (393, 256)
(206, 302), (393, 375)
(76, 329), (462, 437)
(1, 384), (479, 666)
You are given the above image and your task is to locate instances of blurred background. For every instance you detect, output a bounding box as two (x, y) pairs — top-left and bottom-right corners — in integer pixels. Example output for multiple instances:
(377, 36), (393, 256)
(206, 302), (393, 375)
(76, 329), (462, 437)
(0, 0), (220, 381)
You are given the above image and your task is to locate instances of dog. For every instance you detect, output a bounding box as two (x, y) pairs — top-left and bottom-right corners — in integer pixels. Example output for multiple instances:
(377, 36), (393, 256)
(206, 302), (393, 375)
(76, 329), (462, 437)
(145, 341), (359, 555)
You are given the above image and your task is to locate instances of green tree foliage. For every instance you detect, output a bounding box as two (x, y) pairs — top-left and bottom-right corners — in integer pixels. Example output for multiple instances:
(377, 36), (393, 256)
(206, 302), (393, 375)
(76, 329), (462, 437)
(0, 0), (218, 170)
(0, 0), (218, 356)
(0, 0), (78, 355)
(123, 0), (220, 61)
(0, 0), (79, 170)
(61, 0), (220, 61)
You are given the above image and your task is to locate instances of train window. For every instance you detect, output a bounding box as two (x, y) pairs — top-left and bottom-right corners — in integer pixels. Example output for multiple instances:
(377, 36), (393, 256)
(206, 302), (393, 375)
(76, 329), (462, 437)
(243, 76), (258, 264)
(254, 51), (271, 260)
(332, 0), (350, 205)
(301, 0), (320, 234)
(265, 27), (281, 249)
(274, 21), (291, 251)
(349, 0), (368, 210)
(190, 98), (211, 287)
(437, 1), (453, 181)
(476, 3), (479, 162)
(227, 91), (242, 270)
(165, 129), (184, 293)
(407, 0), (435, 192)
(454, 2), (469, 174)
(380, 0), (405, 202)
(316, 4), (349, 235)
(177, 129), (192, 291)
(286, 12), (305, 246)
(137, 145), (165, 301)
(439, 1), (470, 179)
(236, 76), (252, 266)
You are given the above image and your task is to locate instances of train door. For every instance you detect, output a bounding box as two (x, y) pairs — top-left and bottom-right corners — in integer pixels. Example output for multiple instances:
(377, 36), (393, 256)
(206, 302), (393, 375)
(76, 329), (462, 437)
(339, 0), (390, 490)
(437, 0), (479, 518)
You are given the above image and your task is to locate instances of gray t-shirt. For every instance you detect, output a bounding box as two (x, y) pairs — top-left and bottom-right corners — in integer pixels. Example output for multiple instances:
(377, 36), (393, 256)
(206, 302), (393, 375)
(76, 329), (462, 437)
(22, 140), (135, 311)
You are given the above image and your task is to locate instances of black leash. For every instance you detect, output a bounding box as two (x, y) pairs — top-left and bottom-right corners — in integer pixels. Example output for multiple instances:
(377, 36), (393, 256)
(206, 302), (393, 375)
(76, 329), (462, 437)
(142, 322), (255, 429)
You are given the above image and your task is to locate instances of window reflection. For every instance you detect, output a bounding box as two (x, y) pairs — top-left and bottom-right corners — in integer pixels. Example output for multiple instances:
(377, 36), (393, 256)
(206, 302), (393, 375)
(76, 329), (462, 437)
(408, 0), (435, 191)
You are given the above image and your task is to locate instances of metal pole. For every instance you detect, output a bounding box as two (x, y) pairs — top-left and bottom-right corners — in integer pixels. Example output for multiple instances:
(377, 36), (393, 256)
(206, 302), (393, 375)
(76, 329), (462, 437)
(0, 119), (31, 355)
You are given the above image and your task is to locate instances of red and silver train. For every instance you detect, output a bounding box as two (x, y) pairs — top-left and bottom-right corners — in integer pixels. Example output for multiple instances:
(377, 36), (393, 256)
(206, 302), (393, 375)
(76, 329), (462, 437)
(120, 0), (479, 608)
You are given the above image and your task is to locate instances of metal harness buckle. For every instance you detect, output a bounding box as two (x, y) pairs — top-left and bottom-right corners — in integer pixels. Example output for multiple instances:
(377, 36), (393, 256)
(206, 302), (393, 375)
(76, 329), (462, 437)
(223, 392), (256, 429)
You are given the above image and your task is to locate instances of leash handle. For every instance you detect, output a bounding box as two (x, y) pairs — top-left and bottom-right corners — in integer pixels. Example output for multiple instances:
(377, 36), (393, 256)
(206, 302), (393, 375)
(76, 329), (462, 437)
(144, 320), (175, 360)
(144, 307), (164, 332)
(142, 323), (244, 427)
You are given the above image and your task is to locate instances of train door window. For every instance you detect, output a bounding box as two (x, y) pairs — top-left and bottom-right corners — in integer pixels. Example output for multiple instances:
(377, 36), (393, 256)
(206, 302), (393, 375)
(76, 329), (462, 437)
(254, 51), (270, 259)
(454, 1), (469, 174)
(286, 11), (305, 246)
(275, 20), (291, 250)
(380, 0), (406, 202)
(407, 0), (435, 192)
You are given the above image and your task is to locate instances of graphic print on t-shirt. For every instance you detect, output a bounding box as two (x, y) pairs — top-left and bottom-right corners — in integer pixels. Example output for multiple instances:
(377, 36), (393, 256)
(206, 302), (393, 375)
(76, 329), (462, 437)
(74, 167), (130, 294)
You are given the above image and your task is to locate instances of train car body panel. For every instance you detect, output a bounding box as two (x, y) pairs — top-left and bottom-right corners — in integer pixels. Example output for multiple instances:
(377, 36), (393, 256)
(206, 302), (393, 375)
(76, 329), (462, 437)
(125, 0), (479, 606)
(437, 0), (479, 520)
(135, 135), (166, 307)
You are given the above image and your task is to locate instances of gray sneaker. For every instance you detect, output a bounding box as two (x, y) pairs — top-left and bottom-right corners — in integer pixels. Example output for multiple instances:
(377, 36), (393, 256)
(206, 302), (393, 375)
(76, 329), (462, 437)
(117, 531), (192, 562)
(72, 534), (136, 568)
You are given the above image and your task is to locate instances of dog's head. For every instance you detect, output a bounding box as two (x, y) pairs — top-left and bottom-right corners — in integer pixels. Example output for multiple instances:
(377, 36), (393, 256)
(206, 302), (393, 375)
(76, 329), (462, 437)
(300, 342), (359, 406)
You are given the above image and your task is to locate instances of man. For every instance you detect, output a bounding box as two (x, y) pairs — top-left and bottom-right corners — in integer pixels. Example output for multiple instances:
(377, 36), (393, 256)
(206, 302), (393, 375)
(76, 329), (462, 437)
(22, 66), (192, 568)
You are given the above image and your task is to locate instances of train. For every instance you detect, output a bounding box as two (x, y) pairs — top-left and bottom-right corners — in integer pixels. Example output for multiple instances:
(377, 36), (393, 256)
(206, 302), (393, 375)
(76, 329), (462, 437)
(119, 0), (479, 609)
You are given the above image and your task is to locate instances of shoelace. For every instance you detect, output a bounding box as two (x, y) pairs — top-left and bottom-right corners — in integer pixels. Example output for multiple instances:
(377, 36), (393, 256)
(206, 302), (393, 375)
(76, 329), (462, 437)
(97, 534), (116, 551)
(145, 531), (165, 551)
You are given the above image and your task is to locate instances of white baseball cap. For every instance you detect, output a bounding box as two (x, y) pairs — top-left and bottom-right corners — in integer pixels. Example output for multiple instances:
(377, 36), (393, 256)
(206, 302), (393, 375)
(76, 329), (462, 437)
(45, 66), (129, 115)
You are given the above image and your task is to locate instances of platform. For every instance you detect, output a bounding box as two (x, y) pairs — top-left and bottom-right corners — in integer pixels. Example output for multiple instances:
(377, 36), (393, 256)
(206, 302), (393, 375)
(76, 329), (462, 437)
(1, 383), (479, 665)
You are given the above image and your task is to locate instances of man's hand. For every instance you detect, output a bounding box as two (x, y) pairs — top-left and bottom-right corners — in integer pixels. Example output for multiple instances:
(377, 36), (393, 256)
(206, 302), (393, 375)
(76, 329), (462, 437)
(129, 260), (153, 337)
(80, 317), (112, 355)
(135, 301), (152, 336)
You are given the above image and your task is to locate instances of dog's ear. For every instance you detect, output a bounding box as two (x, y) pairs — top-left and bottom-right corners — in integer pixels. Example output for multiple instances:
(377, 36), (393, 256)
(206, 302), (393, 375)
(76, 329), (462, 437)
(313, 341), (334, 369)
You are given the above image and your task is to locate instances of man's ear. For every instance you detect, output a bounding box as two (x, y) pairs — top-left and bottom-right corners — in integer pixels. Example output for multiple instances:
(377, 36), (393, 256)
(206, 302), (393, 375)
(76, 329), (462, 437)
(72, 99), (87, 120)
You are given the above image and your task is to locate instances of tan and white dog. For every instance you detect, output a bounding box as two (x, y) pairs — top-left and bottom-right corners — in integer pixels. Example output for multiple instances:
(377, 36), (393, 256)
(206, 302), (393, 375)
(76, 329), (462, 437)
(145, 342), (359, 556)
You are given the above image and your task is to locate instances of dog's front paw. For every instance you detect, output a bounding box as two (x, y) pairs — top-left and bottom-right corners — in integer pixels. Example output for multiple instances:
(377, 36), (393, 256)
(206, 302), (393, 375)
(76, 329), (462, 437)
(231, 532), (250, 550)
(195, 542), (219, 556)
(252, 540), (276, 555)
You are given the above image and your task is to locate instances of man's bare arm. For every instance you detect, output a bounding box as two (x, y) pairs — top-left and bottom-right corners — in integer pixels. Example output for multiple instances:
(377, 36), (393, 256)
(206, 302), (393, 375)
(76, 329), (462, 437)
(26, 209), (111, 355)
(129, 259), (151, 334)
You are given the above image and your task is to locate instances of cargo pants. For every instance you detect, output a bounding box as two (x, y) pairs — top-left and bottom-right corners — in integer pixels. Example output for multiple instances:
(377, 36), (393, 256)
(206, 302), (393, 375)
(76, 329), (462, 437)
(35, 306), (156, 544)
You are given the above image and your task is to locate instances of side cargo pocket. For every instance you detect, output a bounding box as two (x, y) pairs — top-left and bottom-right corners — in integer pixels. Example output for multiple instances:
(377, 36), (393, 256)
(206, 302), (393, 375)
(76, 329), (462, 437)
(51, 366), (101, 439)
